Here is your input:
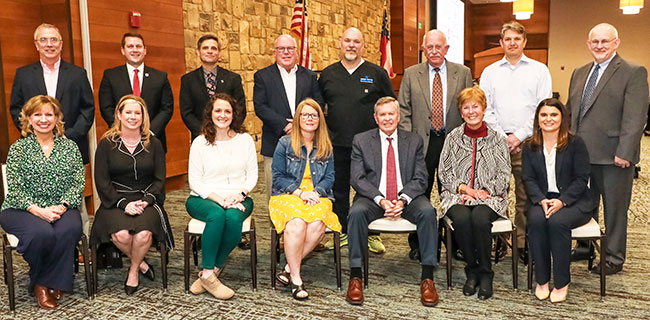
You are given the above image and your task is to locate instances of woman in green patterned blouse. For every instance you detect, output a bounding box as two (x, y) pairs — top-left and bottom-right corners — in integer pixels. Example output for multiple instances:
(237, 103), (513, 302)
(0, 95), (85, 310)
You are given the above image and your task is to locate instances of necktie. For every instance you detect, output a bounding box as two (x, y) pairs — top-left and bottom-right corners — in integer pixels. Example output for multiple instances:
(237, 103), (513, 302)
(431, 68), (444, 131)
(132, 69), (141, 97)
(386, 137), (398, 201)
(206, 72), (216, 97)
(578, 64), (600, 124)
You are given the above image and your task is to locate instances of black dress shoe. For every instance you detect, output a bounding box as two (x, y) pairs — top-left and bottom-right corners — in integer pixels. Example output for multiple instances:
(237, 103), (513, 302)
(571, 245), (593, 262)
(140, 260), (155, 281)
(453, 249), (464, 261)
(477, 273), (494, 300)
(124, 275), (139, 295)
(238, 235), (251, 250)
(409, 248), (421, 261)
(591, 261), (622, 275)
(462, 274), (479, 296)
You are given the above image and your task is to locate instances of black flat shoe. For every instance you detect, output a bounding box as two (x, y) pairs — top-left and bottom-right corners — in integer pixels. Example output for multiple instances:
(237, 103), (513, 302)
(591, 261), (623, 275)
(477, 273), (493, 300)
(139, 260), (155, 281)
(463, 275), (479, 296)
(124, 275), (139, 295)
(409, 248), (421, 261)
(570, 245), (593, 262)
(238, 235), (251, 250)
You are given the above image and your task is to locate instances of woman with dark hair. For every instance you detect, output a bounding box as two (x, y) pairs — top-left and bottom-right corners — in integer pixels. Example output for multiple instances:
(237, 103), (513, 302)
(0, 95), (84, 309)
(269, 98), (341, 300)
(90, 94), (173, 295)
(522, 98), (595, 303)
(438, 86), (511, 300)
(186, 93), (257, 299)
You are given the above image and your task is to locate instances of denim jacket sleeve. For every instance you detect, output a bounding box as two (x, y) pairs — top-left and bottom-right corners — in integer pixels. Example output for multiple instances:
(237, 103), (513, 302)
(271, 136), (301, 194)
(313, 154), (335, 197)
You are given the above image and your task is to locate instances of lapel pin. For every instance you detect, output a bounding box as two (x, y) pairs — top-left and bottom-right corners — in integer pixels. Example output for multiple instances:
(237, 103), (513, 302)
(220, 79), (224, 83)
(145, 73), (149, 77)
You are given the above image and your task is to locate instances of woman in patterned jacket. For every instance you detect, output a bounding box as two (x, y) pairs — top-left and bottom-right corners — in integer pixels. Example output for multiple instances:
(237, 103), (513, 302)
(438, 86), (511, 301)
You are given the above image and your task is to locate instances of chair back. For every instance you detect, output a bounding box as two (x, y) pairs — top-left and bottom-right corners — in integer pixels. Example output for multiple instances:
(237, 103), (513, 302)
(2, 163), (7, 198)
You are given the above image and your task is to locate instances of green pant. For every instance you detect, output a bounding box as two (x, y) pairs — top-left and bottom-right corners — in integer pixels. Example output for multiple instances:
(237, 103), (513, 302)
(186, 195), (253, 269)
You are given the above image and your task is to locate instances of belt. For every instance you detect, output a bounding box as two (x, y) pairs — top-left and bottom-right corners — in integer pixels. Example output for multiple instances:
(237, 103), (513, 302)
(430, 127), (445, 137)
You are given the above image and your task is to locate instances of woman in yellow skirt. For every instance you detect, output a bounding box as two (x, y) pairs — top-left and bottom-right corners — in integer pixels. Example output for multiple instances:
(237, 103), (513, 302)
(269, 98), (341, 300)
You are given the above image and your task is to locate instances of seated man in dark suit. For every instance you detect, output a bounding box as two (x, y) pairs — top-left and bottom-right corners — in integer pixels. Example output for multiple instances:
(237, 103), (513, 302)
(98, 32), (174, 151)
(180, 34), (245, 141)
(345, 97), (439, 307)
(10, 23), (95, 164)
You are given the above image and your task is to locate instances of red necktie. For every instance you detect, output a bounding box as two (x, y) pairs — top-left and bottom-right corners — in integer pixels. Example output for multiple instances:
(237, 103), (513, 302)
(133, 69), (141, 97)
(431, 68), (443, 131)
(386, 137), (398, 201)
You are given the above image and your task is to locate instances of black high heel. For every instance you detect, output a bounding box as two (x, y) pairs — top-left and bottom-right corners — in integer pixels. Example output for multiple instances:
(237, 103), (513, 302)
(124, 274), (139, 295)
(140, 260), (155, 281)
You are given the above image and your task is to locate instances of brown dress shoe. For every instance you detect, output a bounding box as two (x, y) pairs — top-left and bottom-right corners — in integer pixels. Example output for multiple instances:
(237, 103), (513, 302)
(48, 288), (63, 300)
(420, 279), (439, 307)
(346, 277), (363, 305)
(34, 284), (57, 309)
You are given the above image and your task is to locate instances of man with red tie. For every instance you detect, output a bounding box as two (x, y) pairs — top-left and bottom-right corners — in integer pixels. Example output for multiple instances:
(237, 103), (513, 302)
(345, 97), (439, 307)
(98, 32), (174, 151)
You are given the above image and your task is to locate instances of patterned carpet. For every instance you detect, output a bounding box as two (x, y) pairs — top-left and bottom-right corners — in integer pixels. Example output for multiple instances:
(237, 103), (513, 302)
(3, 138), (650, 319)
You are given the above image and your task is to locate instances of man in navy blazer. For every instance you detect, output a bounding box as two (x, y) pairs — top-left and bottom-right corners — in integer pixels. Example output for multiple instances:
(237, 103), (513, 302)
(345, 97), (439, 307)
(253, 34), (324, 200)
(10, 23), (95, 164)
(98, 32), (174, 151)
(180, 34), (245, 141)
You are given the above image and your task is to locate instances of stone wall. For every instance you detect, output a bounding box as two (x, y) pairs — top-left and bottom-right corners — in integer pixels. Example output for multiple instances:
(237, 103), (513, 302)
(182, 0), (389, 149)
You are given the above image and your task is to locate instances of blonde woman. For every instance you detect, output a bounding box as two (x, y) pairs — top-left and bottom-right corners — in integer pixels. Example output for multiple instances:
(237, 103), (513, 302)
(90, 95), (173, 295)
(269, 98), (341, 300)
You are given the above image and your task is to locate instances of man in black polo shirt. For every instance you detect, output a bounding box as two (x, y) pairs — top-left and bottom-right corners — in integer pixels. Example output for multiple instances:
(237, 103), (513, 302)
(319, 27), (395, 252)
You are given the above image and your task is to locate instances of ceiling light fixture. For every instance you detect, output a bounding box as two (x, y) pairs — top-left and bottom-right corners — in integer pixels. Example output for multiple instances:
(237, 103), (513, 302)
(513, 0), (534, 20)
(620, 0), (644, 14)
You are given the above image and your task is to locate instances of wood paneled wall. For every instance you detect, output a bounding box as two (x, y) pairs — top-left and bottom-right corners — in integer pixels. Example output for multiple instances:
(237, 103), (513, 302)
(465, 0), (549, 75)
(390, 0), (427, 94)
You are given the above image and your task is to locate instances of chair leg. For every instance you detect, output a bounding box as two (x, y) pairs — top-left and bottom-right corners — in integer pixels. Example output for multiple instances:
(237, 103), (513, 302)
(192, 236), (199, 267)
(91, 243), (98, 297)
(249, 227), (257, 291)
(79, 235), (92, 298)
(270, 227), (278, 290)
(512, 230), (518, 290)
(4, 239), (15, 313)
(494, 236), (501, 264)
(363, 245), (369, 289)
(587, 241), (594, 270)
(184, 230), (191, 293)
(334, 231), (341, 290)
(445, 223), (452, 289)
(160, 243), (168, 292)
(600, 235), (607, 300)
(74, 246), (80, 274)
(527, 240), (534, 292)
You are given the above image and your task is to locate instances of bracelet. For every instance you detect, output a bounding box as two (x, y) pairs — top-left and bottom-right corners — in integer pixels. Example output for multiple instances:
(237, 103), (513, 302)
(299, 190), (304, 198)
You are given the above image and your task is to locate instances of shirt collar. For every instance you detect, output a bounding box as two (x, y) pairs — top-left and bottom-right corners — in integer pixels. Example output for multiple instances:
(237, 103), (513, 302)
(126, 63), (144, 74)
(379, 128), (398, 142)
(276, 63), (298, 75)
(40, 58), (61, 72)
(498, 53), (531, 67)
(428, 60), (447, 73)
(202, 66), (217, 76)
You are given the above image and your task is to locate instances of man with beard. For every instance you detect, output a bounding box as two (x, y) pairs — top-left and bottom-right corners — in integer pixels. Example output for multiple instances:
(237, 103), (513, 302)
(319, 27), (395, 253)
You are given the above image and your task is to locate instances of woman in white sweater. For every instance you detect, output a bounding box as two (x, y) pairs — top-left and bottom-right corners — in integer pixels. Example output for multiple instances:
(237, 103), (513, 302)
(185, 93), (257, 299)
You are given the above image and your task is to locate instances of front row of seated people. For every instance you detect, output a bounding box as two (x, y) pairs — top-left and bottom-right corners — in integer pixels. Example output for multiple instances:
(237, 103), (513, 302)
(1, 88), (593, 308)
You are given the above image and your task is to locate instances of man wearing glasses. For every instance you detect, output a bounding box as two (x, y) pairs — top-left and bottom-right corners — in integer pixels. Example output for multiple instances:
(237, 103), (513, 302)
(10, 23), (95, 165)
(566, 23), (649, 275)
(180, 34), (245, 141)
(254, 34), (324, 201)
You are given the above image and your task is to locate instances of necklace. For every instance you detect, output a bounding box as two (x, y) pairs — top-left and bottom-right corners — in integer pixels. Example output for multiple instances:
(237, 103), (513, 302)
(122, 137), (141, 148)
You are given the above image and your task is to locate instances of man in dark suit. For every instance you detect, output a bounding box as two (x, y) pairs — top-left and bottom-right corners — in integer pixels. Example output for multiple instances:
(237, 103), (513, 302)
(345, 97), (439, 307)
(10, 23), (95, 164)
(567, 23), (649, 275)
(180, 34), (245, 140)
(253, 34), (324, 201)
(98, 32), (173, 151)
(398, 29), (472, 260)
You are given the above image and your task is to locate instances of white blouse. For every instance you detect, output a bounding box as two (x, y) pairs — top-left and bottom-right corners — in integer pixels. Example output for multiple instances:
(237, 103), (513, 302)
(543, 143), (559, 193)
(188, 133), (258, 198)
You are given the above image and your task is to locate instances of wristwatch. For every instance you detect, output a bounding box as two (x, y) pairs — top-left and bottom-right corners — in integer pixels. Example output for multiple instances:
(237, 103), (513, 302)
(240, 191), (247, 199)
(399, 197), (409, 206)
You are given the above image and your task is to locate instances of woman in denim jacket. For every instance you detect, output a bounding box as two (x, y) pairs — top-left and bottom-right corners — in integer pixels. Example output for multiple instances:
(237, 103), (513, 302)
(269, 98), (341, 300)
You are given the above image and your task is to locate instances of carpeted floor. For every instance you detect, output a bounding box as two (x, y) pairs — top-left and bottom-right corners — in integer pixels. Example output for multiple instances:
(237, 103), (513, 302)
(3, 137), (650, 319)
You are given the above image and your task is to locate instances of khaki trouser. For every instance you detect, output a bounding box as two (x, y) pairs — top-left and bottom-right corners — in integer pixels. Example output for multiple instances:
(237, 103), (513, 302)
(510, 151), (527, 249)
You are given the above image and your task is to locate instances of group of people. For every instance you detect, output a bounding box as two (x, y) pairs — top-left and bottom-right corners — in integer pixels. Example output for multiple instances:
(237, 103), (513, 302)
(0, 18), (648, 311)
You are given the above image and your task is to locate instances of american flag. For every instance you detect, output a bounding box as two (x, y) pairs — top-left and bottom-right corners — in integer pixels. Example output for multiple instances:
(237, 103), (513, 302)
(380, 6), (395, 78)
(290, 0), (311, 69)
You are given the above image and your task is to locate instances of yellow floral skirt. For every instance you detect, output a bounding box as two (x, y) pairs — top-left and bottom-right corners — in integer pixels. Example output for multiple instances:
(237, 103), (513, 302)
(269, 162), (341, 233)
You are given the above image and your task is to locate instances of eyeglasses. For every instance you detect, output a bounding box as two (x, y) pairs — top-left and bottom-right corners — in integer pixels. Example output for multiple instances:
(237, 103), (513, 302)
(275, 46), (297, 53)
(300, 113), (319, 120)
(589, 38), (616, 46)
(36, 37), (60, 44)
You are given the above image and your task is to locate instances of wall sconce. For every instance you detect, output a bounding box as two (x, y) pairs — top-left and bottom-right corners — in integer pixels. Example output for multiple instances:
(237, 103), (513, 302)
(620, 0), (644, 14)
(513, 0), (534, 20)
